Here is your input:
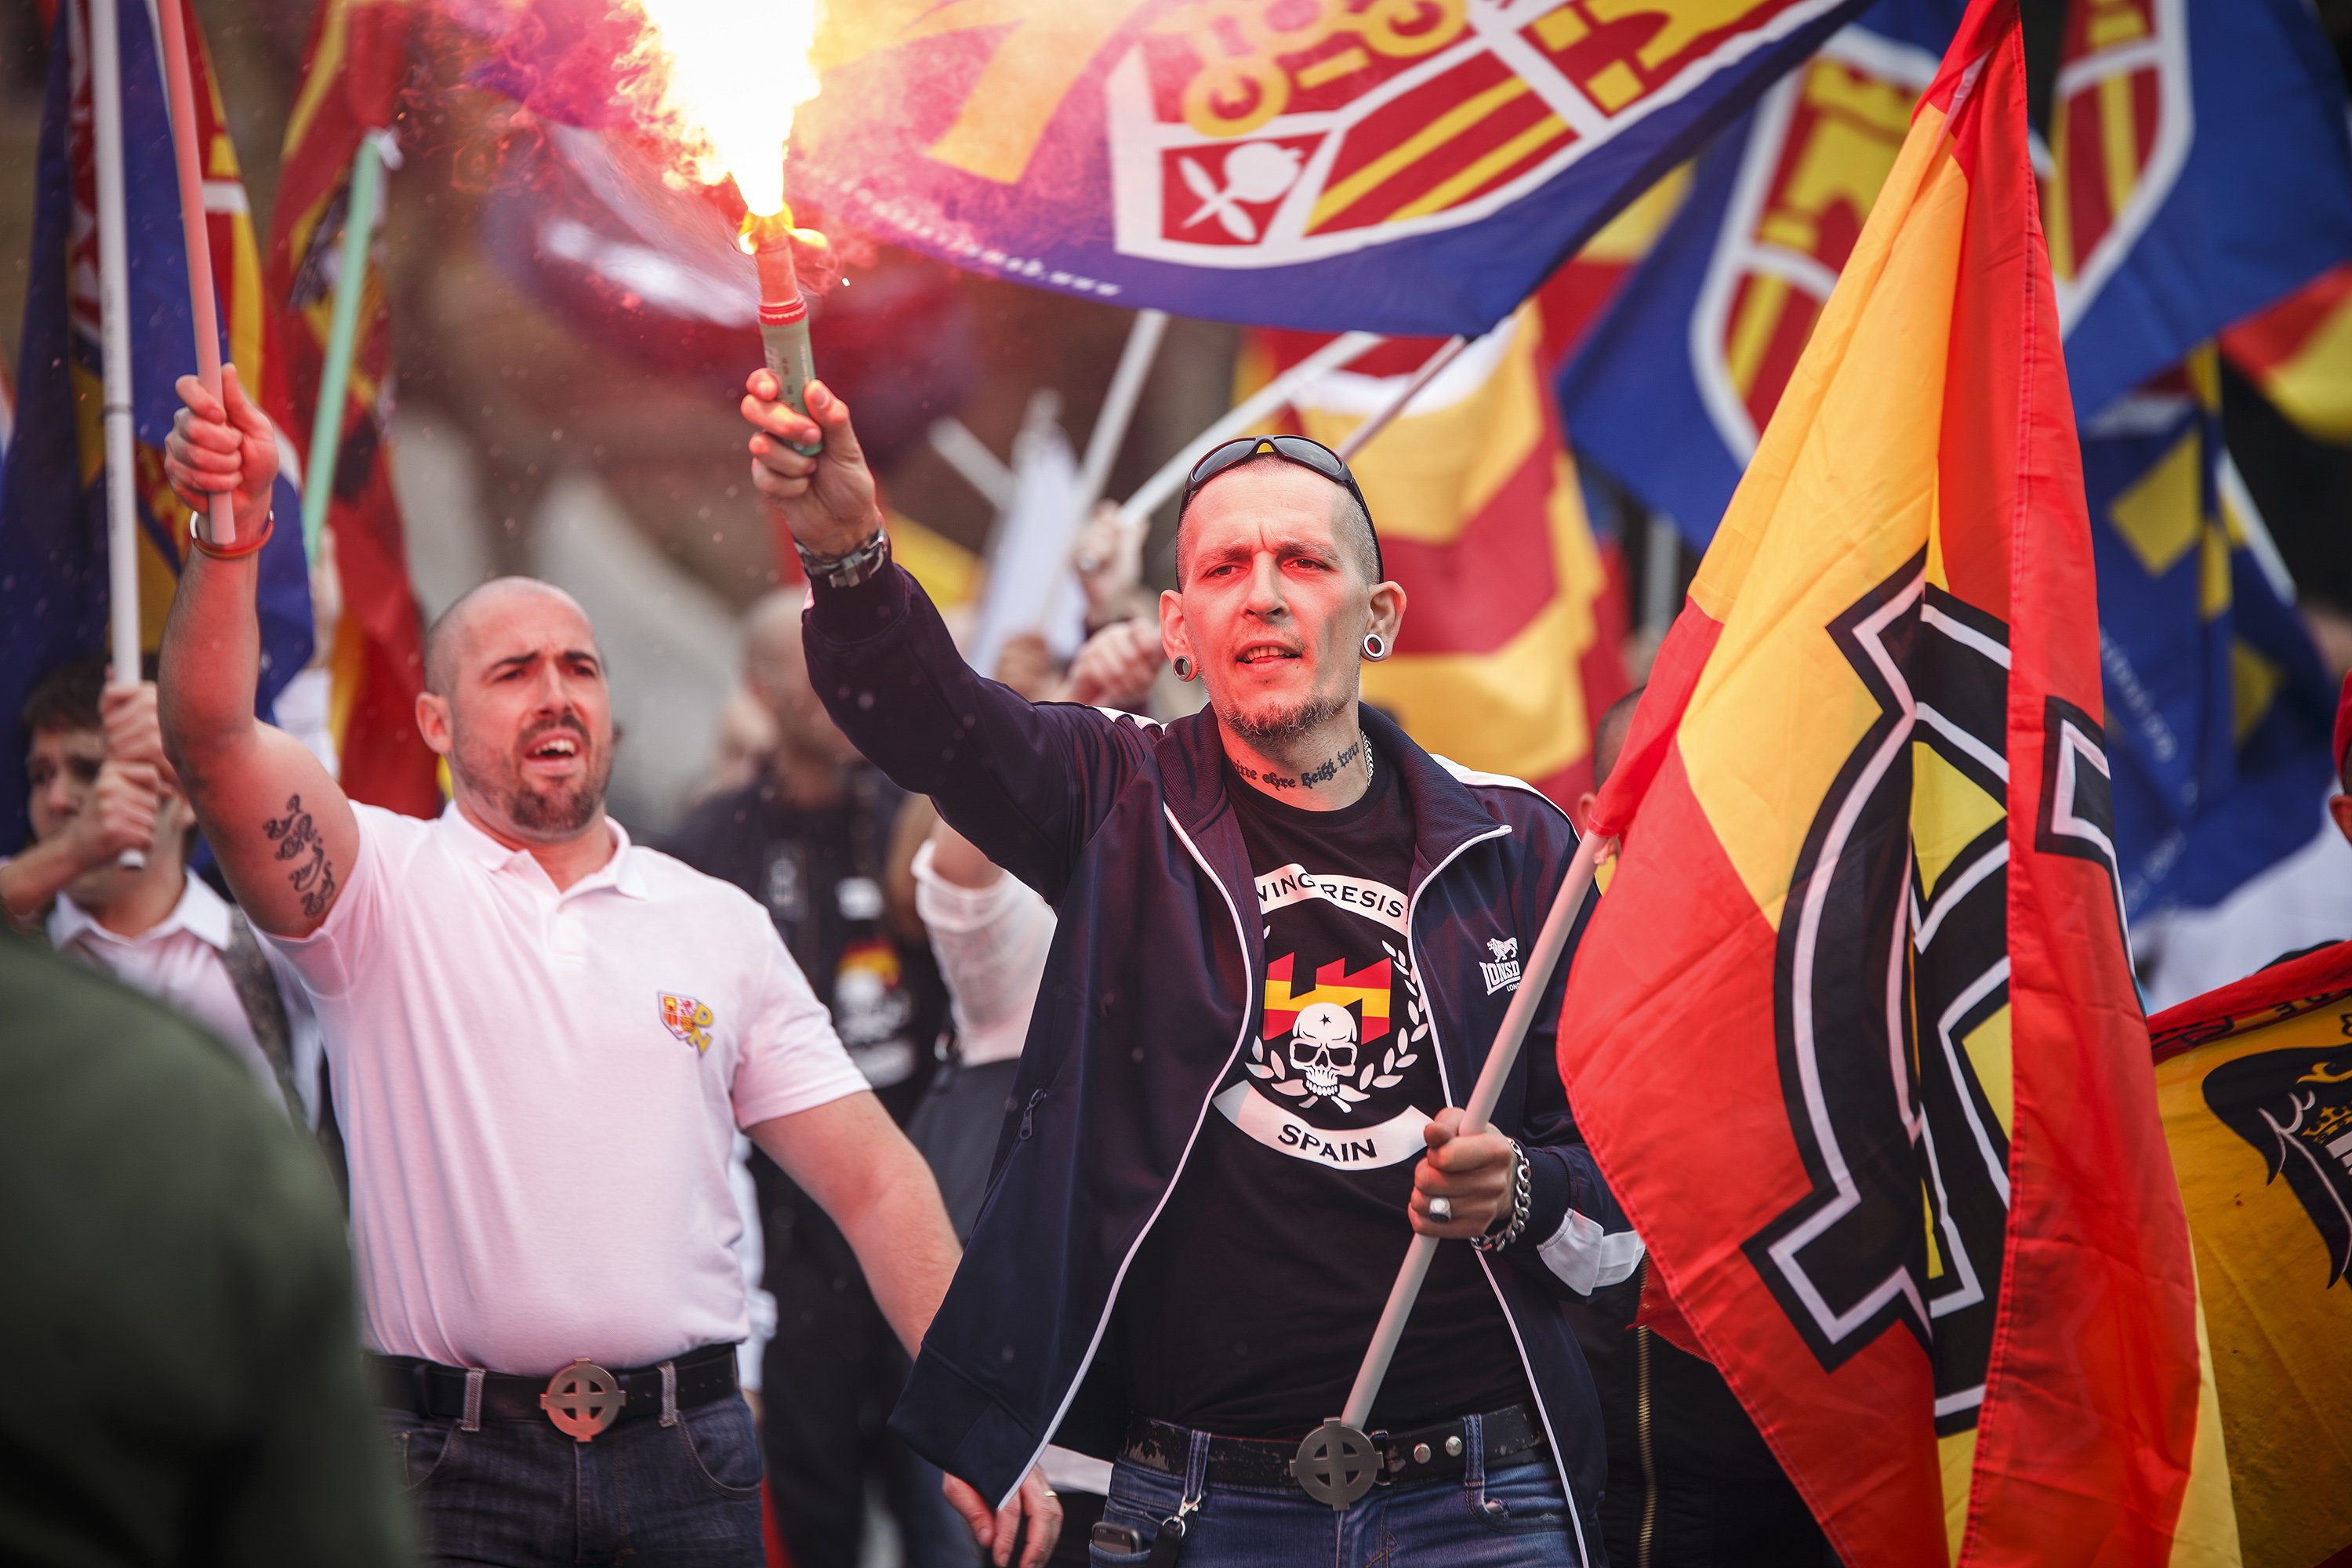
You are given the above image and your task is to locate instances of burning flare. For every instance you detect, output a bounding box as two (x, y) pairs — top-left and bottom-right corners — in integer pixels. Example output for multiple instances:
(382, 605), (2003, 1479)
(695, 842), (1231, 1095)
(633, 0), (822, 216)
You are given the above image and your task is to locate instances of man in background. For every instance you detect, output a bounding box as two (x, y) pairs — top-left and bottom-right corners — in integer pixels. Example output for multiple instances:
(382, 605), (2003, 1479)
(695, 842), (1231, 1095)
(2, 660), (318, 1124)
(666, 588), (963, 1568)
(0, 938), (410, 1566)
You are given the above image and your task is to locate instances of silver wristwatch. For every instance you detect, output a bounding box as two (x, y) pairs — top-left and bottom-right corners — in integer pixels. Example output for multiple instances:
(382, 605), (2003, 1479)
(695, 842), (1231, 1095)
(795, 528), (891, 589)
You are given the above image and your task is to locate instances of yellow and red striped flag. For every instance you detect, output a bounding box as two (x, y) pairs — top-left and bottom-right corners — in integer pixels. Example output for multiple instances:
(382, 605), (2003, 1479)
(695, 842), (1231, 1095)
(1561, 2), (2238, 1562)
(262, 0), (439, 816)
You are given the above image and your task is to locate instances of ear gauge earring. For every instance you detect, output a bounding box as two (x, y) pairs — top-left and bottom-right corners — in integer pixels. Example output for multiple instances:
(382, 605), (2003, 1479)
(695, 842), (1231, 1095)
(1362, 633), (1388, 662)
(1173, 656), (1196, 681)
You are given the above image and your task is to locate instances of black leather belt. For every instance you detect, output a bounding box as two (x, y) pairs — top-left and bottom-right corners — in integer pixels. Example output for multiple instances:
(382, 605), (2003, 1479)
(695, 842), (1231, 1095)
(1122, 1405), (1545, 1494)
(368, 1342), (739, 1439)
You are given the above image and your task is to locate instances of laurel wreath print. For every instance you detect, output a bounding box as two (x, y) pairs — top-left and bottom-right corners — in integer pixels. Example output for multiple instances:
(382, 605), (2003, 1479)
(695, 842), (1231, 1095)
(1243, 946), (1425, 1115)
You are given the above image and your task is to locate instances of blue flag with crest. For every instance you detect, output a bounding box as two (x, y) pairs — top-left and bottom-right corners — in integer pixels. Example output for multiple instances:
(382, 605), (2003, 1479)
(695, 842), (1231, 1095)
(1556, 0), (2342, 915)
(0, 0), (310, 854)
(459, 0), (1877, 337)
(2047, 0), (2352, 423)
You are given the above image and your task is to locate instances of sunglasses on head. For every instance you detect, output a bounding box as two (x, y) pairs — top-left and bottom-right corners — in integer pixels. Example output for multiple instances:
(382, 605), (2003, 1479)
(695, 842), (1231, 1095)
(1178, 434), (1383, 582)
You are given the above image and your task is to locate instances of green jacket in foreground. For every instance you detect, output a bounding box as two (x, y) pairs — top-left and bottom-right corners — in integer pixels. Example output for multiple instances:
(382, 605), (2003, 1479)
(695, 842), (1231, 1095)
(0, 935), (412, 1566)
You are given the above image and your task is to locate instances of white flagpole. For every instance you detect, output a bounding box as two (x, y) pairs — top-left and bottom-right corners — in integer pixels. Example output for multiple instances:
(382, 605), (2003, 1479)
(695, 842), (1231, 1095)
(88, 0), (147, 871)
(1073, 308), (1167, 521)
(1336, 829), (1610, 1435)
(89, 0), (139, 691)
(1334, 335), (1468, 461)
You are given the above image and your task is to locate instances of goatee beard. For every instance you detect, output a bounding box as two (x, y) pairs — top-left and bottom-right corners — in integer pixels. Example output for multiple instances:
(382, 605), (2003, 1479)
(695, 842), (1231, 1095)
(507, 779), (603, 836)
(1220, 690), (1342, 745)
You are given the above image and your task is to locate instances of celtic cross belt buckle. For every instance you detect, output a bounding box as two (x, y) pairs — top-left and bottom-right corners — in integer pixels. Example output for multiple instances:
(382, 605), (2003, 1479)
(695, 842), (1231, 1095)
(541, 1359), (626, 1442)
(1291, 1418), (1379, 1508)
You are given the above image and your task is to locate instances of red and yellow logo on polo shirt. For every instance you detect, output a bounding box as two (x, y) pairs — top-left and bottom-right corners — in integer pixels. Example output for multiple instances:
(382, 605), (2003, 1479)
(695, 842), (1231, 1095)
(658, 993), (715, 1055)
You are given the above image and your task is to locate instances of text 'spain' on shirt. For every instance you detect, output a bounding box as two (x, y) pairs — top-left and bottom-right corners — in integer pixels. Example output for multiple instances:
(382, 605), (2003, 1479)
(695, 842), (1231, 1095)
(1116, 747), (1530, 1436)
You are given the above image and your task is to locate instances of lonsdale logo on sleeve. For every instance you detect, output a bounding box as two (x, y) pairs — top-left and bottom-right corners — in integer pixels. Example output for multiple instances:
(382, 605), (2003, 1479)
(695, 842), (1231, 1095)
(658, 993), (715, 1055)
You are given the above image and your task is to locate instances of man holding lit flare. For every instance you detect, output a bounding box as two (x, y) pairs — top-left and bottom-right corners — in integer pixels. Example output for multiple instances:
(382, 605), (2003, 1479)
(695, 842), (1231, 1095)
(159, 367), (1058, 1568)
(744, 368), (1638, 1566)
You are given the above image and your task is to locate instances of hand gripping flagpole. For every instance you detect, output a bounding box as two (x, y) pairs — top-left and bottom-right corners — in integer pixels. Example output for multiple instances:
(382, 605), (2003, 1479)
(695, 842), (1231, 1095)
(154, 0), (237, 551)
(1292, 826), (1611, 1508)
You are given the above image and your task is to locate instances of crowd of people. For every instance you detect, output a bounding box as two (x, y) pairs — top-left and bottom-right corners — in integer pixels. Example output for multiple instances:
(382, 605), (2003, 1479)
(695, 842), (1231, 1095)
(9, 353), (2348, 1568)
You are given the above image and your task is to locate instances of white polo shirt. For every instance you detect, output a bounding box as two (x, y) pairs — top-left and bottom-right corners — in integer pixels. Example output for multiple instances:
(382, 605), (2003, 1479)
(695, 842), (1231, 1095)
(266, 801), (868, 1376)
(48, 874), (321, 1121)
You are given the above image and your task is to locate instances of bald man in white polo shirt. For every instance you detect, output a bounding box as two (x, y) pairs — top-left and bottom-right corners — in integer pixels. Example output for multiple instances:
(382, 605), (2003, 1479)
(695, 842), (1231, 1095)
(160, 370), (1060, 1568)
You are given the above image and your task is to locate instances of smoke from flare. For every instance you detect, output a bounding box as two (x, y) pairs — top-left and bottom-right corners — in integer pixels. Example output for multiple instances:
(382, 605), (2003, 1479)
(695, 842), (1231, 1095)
(633, 0), (820, 216)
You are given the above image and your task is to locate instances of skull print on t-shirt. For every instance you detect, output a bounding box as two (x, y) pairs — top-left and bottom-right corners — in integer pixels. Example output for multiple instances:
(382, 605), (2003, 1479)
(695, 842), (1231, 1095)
(1113, 746), (1530, 1438)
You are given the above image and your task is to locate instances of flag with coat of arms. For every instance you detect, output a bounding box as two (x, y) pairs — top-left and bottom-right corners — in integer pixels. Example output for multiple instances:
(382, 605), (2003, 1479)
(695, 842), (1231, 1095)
(0, 0), (312, 854)
(1558, 0), (2343, 920)
(2044, 0), (2352, 424)
(448, 0), (1874, 335)
(779, 0), (1878, 335)
(422, 0), (1855, 336)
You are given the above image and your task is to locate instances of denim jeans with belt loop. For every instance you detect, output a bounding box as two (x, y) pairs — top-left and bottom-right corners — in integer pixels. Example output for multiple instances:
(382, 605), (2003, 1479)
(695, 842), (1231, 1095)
(1089, 1412), (1592, 1568)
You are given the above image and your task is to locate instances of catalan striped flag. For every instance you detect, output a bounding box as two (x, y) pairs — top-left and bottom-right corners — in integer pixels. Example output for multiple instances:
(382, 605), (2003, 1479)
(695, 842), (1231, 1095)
(263, 0), (438, 816)
(1243, 282), (1635, 806)
(1561, 2), (2238, 1562)
(2148, 944), (2352, 1568)
(0, 0), (310, 852)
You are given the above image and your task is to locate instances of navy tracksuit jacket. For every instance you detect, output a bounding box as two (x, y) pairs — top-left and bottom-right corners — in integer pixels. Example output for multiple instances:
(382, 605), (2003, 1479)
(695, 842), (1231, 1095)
(804, 566), (1641, 1563)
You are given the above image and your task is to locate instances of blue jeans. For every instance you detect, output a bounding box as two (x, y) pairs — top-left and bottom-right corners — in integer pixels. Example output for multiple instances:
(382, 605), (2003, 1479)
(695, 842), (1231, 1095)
(1089, 1417), (1596, 1568)
(381, 1394), (765, 1566)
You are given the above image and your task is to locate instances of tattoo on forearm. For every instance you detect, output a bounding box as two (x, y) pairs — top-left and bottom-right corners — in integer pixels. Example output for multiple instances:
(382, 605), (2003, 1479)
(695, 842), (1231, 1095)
(263, 793), (337, 918)
(1233, 737), (1363, 793)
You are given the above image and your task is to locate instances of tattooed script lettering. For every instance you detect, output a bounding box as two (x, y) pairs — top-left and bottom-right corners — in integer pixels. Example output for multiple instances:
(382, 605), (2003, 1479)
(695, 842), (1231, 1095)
(264, 793), (337, 919)
(1232, 737), (1363, 793)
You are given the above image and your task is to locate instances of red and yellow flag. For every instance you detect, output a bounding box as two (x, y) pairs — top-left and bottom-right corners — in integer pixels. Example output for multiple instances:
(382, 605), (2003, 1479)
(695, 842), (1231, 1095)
(2222, 260), (2352, 445)
(262, 0), (438, 816)
(1561, 2), (2236, 1563)
(2148, 944), (2352, 1568)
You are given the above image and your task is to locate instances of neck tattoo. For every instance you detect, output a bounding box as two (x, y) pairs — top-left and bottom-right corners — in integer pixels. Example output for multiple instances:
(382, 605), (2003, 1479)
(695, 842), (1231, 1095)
(1232, 731), (1374, 796)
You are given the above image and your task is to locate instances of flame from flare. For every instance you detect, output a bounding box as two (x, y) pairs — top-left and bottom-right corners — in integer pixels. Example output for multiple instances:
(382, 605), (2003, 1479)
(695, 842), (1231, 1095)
(632, 0), (822, 217)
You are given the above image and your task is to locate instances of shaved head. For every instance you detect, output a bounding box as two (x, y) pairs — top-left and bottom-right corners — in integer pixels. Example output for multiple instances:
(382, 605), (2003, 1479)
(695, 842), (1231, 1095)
(415, 577), (614, 844)
(426, 579), (597, 696)
(1175, 454), (1380, 587)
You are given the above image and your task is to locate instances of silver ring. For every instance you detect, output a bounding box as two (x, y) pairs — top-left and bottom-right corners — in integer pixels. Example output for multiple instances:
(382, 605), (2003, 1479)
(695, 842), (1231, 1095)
(1427, 1196), (1454, 1223)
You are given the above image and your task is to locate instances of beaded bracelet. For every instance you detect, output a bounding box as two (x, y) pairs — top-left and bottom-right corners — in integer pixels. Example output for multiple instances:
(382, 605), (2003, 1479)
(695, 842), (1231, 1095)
(189, 509), (274, 561)
(1473, 1139), (1534, 1253)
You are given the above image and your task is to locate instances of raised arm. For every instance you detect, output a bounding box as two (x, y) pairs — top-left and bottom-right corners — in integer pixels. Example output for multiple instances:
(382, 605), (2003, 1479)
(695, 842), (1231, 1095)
(742, 372), (1152, 900)
(159, 368), (357, 938)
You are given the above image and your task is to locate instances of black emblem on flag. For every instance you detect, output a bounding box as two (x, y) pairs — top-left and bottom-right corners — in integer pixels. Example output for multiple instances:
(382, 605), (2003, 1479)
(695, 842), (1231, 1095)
(2204, 1041), (2352, 1288)
(1744, 552), (2014, 1436)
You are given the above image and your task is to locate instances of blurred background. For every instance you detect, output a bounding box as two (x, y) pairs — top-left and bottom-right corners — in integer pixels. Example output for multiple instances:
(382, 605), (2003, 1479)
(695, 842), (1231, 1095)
(5, 0), (2352, 963)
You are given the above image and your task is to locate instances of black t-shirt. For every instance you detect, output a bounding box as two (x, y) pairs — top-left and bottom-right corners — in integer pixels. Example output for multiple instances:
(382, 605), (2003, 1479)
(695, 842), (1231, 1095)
(1114, 744), (1532, 1437)
(662, 768), (944, 1123)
